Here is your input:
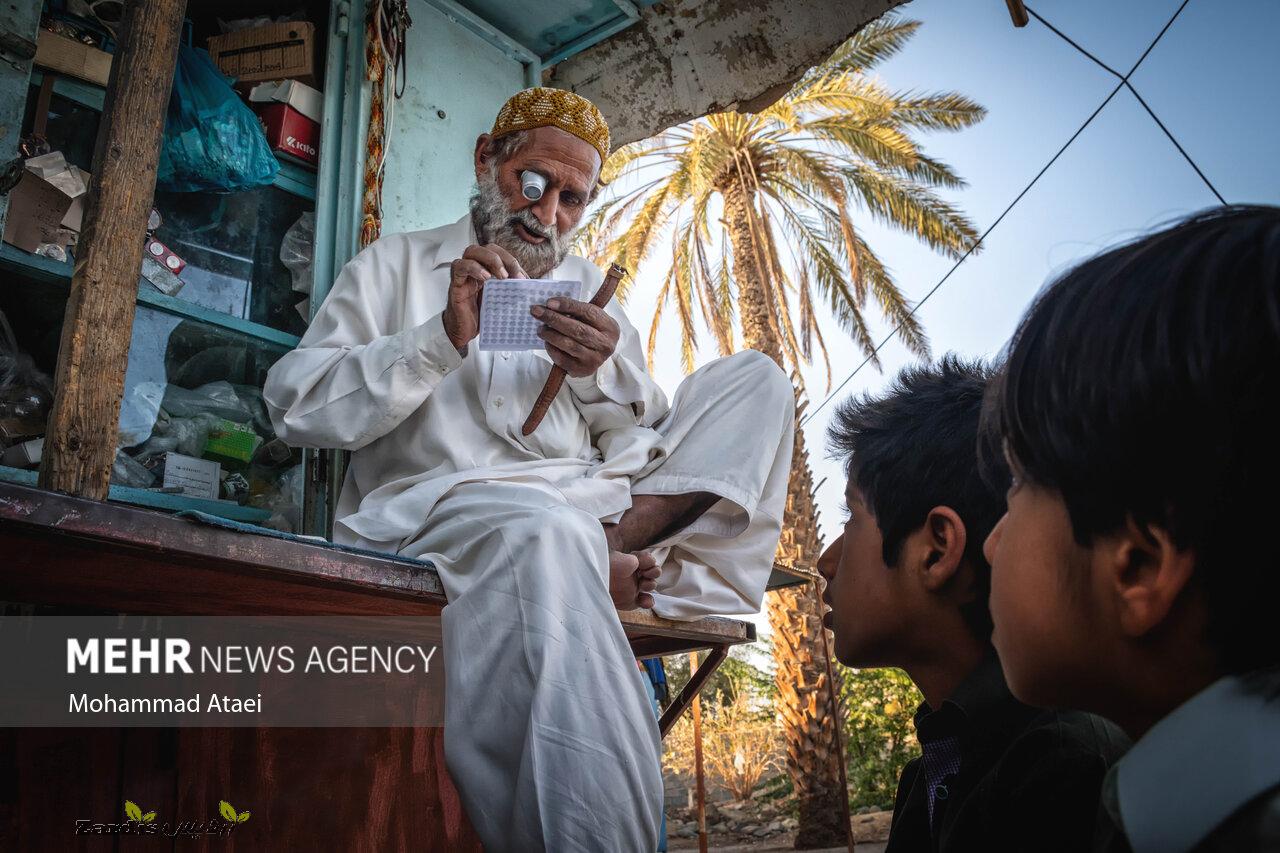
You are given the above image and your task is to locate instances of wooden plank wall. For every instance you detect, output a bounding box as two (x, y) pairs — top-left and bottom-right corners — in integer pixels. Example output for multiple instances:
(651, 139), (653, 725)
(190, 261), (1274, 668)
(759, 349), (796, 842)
(1, 727), (483, 851)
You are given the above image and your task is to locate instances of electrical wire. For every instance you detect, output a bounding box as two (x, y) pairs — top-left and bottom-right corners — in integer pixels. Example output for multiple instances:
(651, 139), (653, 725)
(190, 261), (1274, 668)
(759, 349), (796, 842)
(798, 0), (1214, 429)
(1026, 3), (1226, 205)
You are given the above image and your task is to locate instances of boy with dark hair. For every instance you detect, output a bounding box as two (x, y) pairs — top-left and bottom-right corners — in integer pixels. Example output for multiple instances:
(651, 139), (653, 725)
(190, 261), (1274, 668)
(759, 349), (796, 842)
(983, 205), (1280, 852)
(820, 356), (1127, 852)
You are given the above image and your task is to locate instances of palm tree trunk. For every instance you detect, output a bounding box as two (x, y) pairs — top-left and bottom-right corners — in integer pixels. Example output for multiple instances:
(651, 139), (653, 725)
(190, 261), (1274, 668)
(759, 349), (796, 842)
(721, 179), (848, 849)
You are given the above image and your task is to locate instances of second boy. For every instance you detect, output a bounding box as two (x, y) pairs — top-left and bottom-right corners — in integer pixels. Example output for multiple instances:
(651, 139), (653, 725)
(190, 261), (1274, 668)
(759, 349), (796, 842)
(819, 356), (1128, 852)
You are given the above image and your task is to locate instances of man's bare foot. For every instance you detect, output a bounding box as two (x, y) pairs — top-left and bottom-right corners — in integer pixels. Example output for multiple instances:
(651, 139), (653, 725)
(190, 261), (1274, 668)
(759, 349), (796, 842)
(609, 549), (661, 610)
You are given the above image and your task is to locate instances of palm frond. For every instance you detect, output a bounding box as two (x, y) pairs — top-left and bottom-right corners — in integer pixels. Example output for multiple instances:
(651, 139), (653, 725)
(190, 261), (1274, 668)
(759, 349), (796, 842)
(784, 71), (896, 123)
(757, 202), (806, 376)
(646, 261), (675, 370)
(889, 91), (987, 132)
(593, 9), (976, 380)
(843, 165), (980, 258)
(672, 224), (699, 373)
(886, 152), (968, 190)
(775, 201), (882, 367)
(801, 117), (922, 173)
(715, 241), (737, 341)
(600, 137), (667, 185)
(610, 166), (692, 277)
(849, 229), (931, 358)
(692, 221), (735, 356)
(790, 16), (922, 96)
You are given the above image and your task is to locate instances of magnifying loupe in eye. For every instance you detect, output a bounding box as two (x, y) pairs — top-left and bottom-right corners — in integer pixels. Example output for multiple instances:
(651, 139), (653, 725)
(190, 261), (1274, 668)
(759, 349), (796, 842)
(521, 170), (548, 201)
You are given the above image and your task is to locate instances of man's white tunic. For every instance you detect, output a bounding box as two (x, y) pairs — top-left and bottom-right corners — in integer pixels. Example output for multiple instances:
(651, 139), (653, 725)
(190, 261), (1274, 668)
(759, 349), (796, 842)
(263, 214), (794, 851)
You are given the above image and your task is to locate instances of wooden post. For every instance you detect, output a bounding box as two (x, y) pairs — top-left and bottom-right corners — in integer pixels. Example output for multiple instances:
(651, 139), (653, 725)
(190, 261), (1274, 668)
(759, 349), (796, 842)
(1005, 0), (1029, 27)
(689, 650), (708, 853)
(659, 644), (728, 737)
(38, 0), (187, 498)
(818, 579), (856, 852)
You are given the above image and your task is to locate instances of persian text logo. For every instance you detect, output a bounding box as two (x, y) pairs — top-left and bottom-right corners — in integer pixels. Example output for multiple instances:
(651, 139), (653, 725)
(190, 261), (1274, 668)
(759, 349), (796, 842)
(73, 798), (250, 837)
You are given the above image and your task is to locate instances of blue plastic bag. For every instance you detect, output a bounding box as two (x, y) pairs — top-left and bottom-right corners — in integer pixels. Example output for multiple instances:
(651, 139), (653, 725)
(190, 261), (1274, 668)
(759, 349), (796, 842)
(157, 45), (279, 193)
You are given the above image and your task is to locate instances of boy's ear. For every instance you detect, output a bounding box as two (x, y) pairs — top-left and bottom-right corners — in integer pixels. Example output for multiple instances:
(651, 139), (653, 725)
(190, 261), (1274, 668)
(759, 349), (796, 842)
(918, 506), (968, 592)
(1104, 517), (1196, 637)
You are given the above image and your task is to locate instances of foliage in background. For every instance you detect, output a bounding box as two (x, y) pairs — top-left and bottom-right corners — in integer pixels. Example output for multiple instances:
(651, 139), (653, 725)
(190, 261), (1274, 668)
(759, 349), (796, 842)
(840, 666), (922, 810)
(580, 13), (984, 383)
(662, 647), (783, 801)
(664, 685), (784, 802)
(662, 643), (778, 709)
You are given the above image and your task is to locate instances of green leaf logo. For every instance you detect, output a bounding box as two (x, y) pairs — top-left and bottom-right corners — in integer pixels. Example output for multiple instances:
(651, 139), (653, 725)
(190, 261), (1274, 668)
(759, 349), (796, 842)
(219, 799), (251, 823)
(125, 800), (158, 822)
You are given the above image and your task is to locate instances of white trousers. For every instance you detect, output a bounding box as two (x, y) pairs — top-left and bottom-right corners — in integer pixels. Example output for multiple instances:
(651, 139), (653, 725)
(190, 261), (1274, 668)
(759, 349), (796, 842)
(400, 351), (794, 852)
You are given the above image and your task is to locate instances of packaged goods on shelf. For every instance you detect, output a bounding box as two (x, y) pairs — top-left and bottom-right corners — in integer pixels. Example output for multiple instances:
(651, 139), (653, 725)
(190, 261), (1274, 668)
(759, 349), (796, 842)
(111, 449), (156, 489)
(158, 45), (279, 193)
(1, 151), (90, 254)
(158, 451), (220, 499)
(249, 79), (322, 167)
(34, 28), (112, 87)
(208, 21), (317, 88)
(203, 417), (263, 469)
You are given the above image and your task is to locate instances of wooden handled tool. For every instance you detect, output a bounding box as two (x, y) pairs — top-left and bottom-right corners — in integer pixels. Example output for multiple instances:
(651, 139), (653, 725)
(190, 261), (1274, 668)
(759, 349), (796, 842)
(521, 262), (627, 435)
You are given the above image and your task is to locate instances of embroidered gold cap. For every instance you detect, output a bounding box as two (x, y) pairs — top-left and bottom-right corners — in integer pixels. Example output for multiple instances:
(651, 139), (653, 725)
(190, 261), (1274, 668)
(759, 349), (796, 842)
(490, 87), (610, 164)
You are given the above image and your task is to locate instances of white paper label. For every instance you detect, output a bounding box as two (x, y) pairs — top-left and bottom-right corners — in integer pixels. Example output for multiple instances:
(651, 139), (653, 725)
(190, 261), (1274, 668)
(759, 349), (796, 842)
(162, 453), (221, 499)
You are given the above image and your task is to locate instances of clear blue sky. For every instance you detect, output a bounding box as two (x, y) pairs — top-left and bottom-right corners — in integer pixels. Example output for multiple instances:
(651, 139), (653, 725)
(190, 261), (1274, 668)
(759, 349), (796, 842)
(616, 0), (1280, 628)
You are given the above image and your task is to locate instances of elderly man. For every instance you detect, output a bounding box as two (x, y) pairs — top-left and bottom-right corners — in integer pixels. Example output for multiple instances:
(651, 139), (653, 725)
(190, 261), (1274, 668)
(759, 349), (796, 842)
(263, 88), (794, 852)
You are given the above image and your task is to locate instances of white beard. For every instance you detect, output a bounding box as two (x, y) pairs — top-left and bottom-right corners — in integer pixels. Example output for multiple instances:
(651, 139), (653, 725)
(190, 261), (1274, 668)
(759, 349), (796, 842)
(469, 165), (574, 279)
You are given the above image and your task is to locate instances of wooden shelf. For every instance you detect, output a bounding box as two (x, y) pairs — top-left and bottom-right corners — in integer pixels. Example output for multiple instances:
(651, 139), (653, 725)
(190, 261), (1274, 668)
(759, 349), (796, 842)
(0, 243), (302, 349)
(0, 464), (272, 524)
(28, 69), (317, 199)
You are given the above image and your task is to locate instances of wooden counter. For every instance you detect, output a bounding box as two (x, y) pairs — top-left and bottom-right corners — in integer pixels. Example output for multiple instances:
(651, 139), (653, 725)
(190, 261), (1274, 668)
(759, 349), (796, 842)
(0, 480), (754, 850)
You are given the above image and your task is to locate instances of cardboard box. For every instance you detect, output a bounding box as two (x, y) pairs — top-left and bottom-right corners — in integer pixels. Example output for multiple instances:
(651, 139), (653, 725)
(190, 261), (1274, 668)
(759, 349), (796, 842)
(208, 22), (316, 87)
(255, 102), (320, 167)
(35, 29), (112, 87)
(251, 79), (322, 166)
(249, 79), (322, 123)
(1, 153), (90, 254)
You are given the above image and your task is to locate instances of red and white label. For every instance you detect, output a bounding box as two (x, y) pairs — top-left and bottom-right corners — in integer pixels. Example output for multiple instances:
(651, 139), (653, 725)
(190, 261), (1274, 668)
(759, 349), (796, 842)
(255, 102), (321, 168)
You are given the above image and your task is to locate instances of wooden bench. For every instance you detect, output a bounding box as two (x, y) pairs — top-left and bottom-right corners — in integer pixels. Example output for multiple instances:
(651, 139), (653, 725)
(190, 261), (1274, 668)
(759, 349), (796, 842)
(0, 480), (762, 849)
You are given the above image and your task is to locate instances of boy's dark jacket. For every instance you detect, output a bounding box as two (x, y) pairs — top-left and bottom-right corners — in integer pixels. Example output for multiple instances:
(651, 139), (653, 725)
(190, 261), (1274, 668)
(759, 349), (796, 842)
(885, 653), (1129, 853)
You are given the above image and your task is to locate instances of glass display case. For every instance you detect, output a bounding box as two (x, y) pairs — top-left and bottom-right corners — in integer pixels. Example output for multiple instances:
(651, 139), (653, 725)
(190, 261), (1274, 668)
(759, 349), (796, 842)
(0, 14), (327, 534)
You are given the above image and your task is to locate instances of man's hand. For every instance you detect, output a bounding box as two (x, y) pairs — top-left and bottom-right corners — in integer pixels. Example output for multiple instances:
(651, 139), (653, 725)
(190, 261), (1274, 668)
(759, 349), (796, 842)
(531, 297), (620, 377)
(442, 244), (529, 351)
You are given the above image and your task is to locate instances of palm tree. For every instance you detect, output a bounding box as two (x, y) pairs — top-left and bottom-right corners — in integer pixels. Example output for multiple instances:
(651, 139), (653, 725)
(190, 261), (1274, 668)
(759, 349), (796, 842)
(582, 14), (984, 847)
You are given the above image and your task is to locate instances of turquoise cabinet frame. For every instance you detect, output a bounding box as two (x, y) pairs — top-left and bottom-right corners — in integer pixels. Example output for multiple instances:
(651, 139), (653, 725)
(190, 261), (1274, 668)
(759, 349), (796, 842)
(0, 0), (649, 536)
(0, 4), (332, 531)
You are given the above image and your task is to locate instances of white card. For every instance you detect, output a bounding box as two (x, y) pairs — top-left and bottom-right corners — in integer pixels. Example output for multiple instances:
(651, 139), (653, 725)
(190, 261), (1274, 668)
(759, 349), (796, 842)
(162, 452), (221, 499)
(479, 279), (583, 351)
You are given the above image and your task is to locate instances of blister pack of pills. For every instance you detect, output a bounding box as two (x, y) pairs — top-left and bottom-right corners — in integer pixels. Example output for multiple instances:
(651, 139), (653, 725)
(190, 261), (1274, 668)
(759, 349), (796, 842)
(479, 279), (583, 351)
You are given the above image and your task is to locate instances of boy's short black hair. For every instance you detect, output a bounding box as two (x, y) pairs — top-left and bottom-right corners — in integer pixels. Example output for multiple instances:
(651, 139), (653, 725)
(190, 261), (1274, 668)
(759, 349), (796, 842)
(986, 205), (1280, 674)
(829, 355), (1008, 642)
